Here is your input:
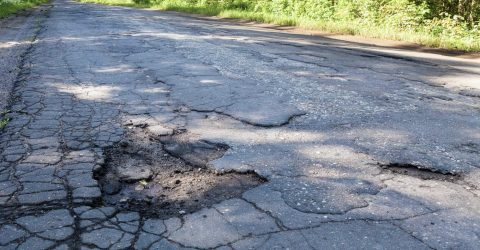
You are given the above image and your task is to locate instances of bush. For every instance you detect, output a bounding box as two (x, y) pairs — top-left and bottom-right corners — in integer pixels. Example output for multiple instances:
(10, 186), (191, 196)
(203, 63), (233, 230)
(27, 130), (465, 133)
(133, 0), (150, 4)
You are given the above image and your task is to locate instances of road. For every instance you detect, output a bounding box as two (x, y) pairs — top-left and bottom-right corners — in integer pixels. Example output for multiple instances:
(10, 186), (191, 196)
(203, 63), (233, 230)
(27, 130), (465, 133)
(1, 0), (480, 249)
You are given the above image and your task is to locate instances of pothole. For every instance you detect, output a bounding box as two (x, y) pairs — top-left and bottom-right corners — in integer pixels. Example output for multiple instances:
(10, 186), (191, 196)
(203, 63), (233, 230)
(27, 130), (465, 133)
(381, 163), (461, 182)
(95, 127), (265, 218)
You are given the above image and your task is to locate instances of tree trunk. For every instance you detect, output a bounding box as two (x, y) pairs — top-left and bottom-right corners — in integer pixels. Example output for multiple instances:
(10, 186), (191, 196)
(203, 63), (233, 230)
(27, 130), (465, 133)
(470, 0), (478, 24)
(458, 0), (466, 18)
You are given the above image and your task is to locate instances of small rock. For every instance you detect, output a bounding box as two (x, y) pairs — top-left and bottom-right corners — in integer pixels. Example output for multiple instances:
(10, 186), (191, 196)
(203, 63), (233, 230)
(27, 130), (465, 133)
(103, 180), (122, 195)
(117, 164), (152, 182)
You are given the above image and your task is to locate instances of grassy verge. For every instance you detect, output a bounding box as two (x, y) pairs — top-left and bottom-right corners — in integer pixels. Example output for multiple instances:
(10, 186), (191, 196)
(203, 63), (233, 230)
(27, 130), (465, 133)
(81, 0), (479, 51)
(0, 0), (50, 18)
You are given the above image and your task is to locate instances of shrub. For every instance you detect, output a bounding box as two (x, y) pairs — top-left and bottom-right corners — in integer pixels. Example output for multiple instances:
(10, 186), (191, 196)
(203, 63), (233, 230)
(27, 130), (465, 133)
(133, 0), (150, 4)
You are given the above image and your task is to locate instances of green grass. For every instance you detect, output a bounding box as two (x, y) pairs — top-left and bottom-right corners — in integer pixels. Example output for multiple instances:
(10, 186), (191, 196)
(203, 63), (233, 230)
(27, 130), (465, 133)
(0, 110), (10, 130)
(79, 0), (479, 51)
(0, 118), (9, 130)
(0, 0), (50, 18)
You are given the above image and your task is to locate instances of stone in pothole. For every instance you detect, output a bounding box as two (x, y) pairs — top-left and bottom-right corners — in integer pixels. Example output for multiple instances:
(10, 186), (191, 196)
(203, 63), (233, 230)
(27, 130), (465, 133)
(102, 174), (122, 195)
(163, 139), (227, 167)
(116, 158), (152, 182)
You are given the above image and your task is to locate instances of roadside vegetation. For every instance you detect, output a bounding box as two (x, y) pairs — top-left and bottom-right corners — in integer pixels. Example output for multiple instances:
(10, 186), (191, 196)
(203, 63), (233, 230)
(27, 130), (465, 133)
(0, 0), (49, 18)
(0, 117), (9, 131)
(0, 110), (9, 131)
(79, 0), (480, 52)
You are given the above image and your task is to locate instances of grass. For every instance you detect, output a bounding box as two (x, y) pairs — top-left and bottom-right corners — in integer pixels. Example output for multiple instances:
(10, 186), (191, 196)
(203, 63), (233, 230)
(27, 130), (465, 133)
(0, 117), (9, 131)
(68, 0), (480, 51)
(0, 0), (50, 18)
(0, 110), (10, 131)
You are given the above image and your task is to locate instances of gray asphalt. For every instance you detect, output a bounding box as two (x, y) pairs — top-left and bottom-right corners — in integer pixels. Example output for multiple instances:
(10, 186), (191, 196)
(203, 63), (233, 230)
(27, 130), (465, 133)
(0, 8), (42, 113)
(1, 0), (480, 249)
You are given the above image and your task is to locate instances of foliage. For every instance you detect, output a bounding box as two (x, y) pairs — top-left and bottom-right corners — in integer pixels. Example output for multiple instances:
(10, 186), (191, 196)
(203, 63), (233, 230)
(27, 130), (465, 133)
(81, 0), (480, 51)
(133, 0), (150, 5)
(0, 0), (50, 18)
(142, 0), (479, 25)
(0, 117), (9, 131)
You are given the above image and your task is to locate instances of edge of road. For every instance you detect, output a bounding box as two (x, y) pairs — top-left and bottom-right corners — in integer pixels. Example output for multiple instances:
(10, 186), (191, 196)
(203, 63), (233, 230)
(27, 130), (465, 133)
(0, 3), (52, 120)
(107, 4), (480, 61)
(168, 10), (480, 61)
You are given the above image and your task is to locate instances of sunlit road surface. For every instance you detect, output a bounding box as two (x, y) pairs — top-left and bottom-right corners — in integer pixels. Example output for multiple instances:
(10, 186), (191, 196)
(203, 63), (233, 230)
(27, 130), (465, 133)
(1, 0), (480, 249)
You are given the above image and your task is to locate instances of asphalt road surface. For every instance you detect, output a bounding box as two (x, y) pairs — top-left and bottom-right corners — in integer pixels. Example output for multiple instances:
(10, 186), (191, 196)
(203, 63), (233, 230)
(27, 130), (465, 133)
(1, 0), (480, 249)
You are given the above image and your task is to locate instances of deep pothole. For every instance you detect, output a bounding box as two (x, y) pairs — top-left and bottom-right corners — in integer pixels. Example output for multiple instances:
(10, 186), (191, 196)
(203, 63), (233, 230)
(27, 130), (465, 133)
(381, 163), (461, 182)
(95, 127), (265, 218)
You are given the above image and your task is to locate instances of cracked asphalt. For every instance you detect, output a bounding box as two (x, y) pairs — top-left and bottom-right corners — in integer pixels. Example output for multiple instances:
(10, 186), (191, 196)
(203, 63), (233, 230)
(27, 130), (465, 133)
(1, 0), (480, 249)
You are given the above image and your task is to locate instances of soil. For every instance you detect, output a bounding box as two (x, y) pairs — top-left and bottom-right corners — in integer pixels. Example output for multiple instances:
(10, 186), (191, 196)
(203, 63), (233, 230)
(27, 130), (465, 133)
(95, 127), (265, 218)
